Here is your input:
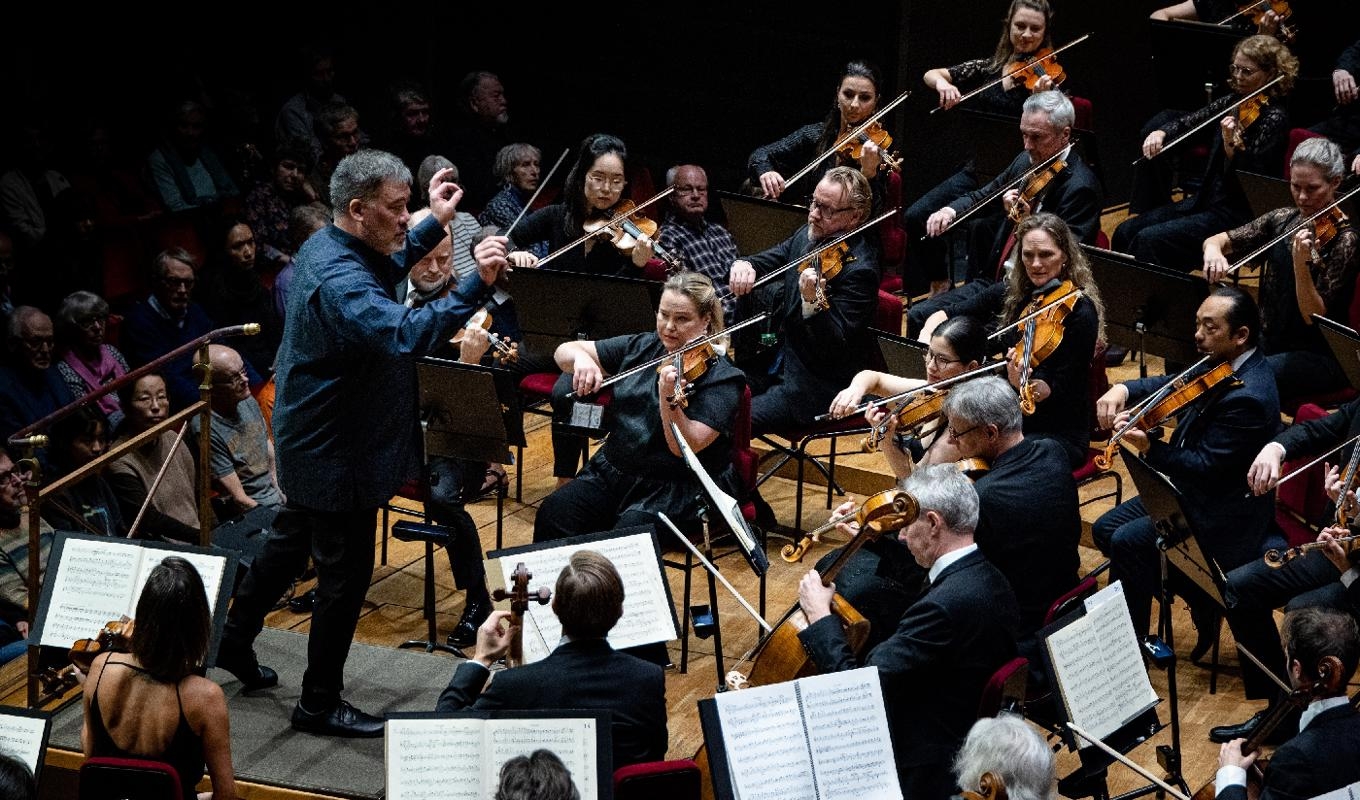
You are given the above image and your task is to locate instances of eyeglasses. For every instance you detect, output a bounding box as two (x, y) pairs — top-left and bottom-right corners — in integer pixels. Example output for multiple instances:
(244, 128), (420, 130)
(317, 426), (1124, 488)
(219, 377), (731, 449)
(673, 185), (707, 196)
(946, 423), (982, 440)
(160, 276), (195, 288)
(1228, 64), (1259, 77)
(586, 172), (625, 190)
(77, 315), (107, 330)
(809, 199), (853, 216)
(212, 367), (249, 387)
(923, 350), (961, 367)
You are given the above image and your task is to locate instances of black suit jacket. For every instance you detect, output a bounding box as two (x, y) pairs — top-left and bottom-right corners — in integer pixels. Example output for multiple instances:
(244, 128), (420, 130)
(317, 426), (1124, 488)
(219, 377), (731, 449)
(435, 638), (668, 769)
(1123, 350), (1281, 571)
(799, 548), (1020, 795)
(1217, 703), (1360, 800)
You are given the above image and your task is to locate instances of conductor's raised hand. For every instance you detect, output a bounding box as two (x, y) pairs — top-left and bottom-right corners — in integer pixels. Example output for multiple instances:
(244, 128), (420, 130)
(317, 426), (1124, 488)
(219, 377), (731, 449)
(473, 235), (510, 286)
(427, 167), (463, 225)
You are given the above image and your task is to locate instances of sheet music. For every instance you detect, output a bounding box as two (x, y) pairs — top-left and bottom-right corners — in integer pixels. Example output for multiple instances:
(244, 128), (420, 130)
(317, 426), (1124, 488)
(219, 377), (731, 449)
(38, 537), (139, 646)
(128, 548), (227, 619)
(501, 532), (676, 665)
(385, 717), (597, 800)
(0, 711), (47, 776)
(801, 669), (902, 800)
(714, 681), (818, 800)
(1045, 581), (1159, 741)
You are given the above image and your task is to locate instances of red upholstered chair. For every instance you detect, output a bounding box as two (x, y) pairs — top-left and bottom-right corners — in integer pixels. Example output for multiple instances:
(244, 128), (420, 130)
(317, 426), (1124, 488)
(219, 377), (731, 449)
(1284, 128), (1325, 178)
(1070, 95), (1094, 133)
(879, 169), (907, 279)
(1275, 402), (1332, 548)
(513, 372), (612, 502)
(614, 759), (702, 800)
(79, 757), (183, 800)
(977, 656), (1029, 718)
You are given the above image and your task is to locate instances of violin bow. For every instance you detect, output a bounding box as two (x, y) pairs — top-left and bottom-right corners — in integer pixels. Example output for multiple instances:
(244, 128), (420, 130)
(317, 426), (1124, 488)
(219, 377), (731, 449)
(125, 421), (193, 540)
(533, 186), (675, 270)
(929, 143), (1073, 240)
(503, 147), (570, 241)
(930, 33), (1092, 114)
(746, 208), (899, 292)
(657, 512), (772, 634)
(563, 314), (768, 400)
(1250, 432), (1360, 498)
(1219, 185), (1360, 278)
(985, 283), (1083, 340)
(1216, 0), (1269, 26)
(1066, 724), (1190, 800)
(781, 88), (913, 192)
(1132, 75), (1284, 165)
(814, 360), (1006, 422)
(1108, 355), (1213, 443)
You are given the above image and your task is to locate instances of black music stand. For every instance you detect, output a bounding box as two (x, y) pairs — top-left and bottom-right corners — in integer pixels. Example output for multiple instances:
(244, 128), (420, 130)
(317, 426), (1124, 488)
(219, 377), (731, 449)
(1084, 245), (1209, 377)
(509, 269), (663, 356)
(1148, 19), (1240, 111)
(1315, 314), (1360, 391)
(873, 327), (928, 381)
(714, 191), (807, 255)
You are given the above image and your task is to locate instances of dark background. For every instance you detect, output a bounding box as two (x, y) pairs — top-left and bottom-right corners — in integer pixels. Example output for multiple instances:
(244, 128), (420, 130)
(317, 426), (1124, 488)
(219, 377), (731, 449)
(3, 3), (1355, 210)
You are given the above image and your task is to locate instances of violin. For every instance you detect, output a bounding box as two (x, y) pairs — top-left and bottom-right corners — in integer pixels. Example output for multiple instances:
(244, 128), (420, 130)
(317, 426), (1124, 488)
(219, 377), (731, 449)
(1011, 281), (1080, 414)
(1265, 533), (1360, 569)
(583, 199), (683, 272)
(836, 120), (903, 173)
(805, 241), (853, 312)
(1309, 207), (1350, 265)
(954, 456), (991, 480)
(1008, 156), (1068, 222)
(959, 772), (1007, 800)
(862, 390), (945, 453)
(1094, 356), (1236, 470)
(1006, 47), (1068, 92)
(38, 618), (135, 697)
(662, 340), (718, 409)
(1229, 93), (1271, 150)
(781, 488), (920, 563)
(1223, 0), (1296, 42)
(450, 305), (519, 365)
(490, 563), (551, 669)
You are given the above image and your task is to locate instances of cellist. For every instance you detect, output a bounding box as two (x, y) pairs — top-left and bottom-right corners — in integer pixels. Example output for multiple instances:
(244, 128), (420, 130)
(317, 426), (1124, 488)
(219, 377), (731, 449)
(797, 464), (1020, 799)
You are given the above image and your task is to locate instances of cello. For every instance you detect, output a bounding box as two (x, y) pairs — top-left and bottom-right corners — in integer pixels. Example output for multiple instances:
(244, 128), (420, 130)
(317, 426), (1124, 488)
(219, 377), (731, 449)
(491, 562), (552, 669)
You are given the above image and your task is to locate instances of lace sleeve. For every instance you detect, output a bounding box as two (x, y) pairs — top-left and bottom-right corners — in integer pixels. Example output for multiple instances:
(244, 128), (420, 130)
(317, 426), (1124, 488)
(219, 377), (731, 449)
(1319, 228), (1360, 316)
(1238, 105), (1289, 163)
(946, 58), (994, 90)
(1161, 95), (1236, 140)
(1225, 208), (1292, 255)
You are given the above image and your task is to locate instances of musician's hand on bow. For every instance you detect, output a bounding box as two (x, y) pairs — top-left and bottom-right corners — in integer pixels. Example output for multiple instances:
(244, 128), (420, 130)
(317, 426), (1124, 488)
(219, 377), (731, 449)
(472, 610), (517, 667)
(570, 353), (604, 397)
(507, 250), (539, 269)
(1096, 384), (1130, 431)
(758, 171), (786, 200)
(1142, 130), (1167, 159)
(728, 260), (756, 297)
(1218, 739), (1256, 771)
(1336, 69), (1359, 105)
(473, 235), (510, 286)
(799, 267), (824, 305)
(925, 206), (957, 237)
(1256, 9), (1280, 36)
(1247, 442), (1285, 495)
(1317, 528), (1352, 573)
(798, 570), (835, 624)
(427, 167), (463, 225)
(1202, 242), (1232, 284)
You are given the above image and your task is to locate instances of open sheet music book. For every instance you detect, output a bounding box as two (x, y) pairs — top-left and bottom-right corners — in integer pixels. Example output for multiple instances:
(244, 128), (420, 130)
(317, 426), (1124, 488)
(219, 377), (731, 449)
(700, 667), (902, 800)
(1044, 580), (1160, 742)
(0, 707), (51, 783)
(31, 532), (235, 658)
(385, 711), (609, 800)
(490, 527), (678, 665)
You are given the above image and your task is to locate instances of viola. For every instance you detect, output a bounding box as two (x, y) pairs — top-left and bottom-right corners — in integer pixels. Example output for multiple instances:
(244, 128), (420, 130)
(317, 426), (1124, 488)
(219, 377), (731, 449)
(1006, 47), (1068, 92)
(1226, 0), (1296, 42)
(836, 120), (903, 173)
(1094, 356), (1237, 470)
(959, 772), (1007, 800)
(954, 456), (991, 480)
(862, 390), (945, 453)
(662, 340), (718, 409)
(490, 562), (551, 669)
(450, 305), (519, 365)
(805, 241), (853, 312)
(1265, 532), (1360, 569)
(583, 199), (683, 272)
(1008, 156), (1068, 223)
(781, 488), (920, 563)
(1011, 281), (1080, 415)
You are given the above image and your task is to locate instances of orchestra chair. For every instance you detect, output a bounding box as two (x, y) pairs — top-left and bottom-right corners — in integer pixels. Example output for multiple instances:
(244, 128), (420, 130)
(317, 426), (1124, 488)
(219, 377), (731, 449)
(1022, 575), (1100, 733)
(380, 474), (505, 568)
(879, 169), (907, 286)
(79, 756), (183, 800)
(1274, 402), (1331, 548)
(753, 290), (904, 533)
(513, 372), (612, 502)
(614, 759), (702, 800)
(1284, 128), (1324, 178)
(977, 656), (1030, 719)
(664, 385), (765, 673)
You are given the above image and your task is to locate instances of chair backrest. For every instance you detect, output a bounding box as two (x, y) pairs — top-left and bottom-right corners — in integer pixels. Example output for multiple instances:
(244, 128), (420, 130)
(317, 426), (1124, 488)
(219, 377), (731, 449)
(614, 758), (702, 800)
(79, 756), (183, 800)
(1276, 402), (1333, 545)
(731, 385), (758, 502)
(977, 656), (1029, 718)
(1088, 339), (1111, 441)
(880, 169), (906, 272)
(1043, 575), (1098, 627)
(875, 289), (904, 338)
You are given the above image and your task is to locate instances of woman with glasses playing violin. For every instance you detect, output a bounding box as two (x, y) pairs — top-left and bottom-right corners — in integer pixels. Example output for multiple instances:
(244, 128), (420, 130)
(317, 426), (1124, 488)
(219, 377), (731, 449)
(503, 133), (659, 277)
(1114, 34), (1298, 270)
(532, 272), (746, 544)
(1203, 136), (1359, 404)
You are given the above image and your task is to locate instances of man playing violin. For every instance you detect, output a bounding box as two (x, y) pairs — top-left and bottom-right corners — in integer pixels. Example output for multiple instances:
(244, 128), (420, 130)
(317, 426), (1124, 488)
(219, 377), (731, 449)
(1093, 286), (1280, 646)
(798, 463), (1020, 799)
(905, 91), (1101, 330)
(727, 166), (880, 434)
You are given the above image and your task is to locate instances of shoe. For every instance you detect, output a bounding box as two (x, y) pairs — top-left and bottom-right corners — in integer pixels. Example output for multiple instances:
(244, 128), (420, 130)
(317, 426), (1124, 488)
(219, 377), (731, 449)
(1188, 605), (1222, 664)
(289, 588), (317, 613)
(472, 464), (509, 502)
(1104, 344), (1129, 367)
(447, 598), (491, 648)
(751, 492), (778, 530)
(1208, 709), (1293, 744)
(215, 648), (279, 692)
(290, 699), (384, 738)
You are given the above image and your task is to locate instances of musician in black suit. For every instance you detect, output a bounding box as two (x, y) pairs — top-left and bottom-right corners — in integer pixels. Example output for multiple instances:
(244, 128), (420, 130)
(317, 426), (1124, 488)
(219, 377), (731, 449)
(435, 550), (668, 769)
(798, 463), (1021, 799)
(1093, 286), (1282, 641)
(1216, 606), (1360, 800)
(905, 90), (1102, 336)
(727, 166), (881, 433)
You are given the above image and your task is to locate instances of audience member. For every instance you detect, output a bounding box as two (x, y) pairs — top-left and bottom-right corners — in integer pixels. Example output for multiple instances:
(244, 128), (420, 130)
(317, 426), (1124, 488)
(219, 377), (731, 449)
(446, 71), (515, 211)
(147, 99), (239, 214)
(379, 81), (438, 184)
(306, 102), (363, 208)
(0, 232), (15, 323)
(242, 141), (318, 274)
(199, 218), (282, 377)
(495, 750), (580, 800)
(657, 164), (741, 317)
(478, 143), (548, 258)
(61, 116), (164, 234)
(189, 344), (283, 520)
(0, 307), (74, 452)
(0, 445), (52, 666)
(53, 291), (129, 428)
(40, 406), (123, 537)
(107, 373), (200, 543)
(0, 113), (71, 258)
(272, 202), (330, 320)
(415, 159), (483, 282)
(274, 44), (349, 165)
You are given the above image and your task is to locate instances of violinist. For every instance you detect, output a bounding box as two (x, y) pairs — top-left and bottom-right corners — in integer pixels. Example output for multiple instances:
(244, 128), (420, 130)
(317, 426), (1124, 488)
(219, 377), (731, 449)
(797, 464), (1020, 798)
(1203, 137), (1359, 403)
(1093, 287), (1281, 645)
(953, 714), (1057, 800)
(728, 166), (881, 434)
(1214, 607), (1360, 800)
(1150, 0), (1286, 37)
(435, 551), (668, 769)
(1114, 34), (1298, 270)
(503, 133), (658, 277)
(921, 213), (1103, 470)
(533, 272), (746, 542)
(923, 0), (1058, 115)
(656, 164), (741, 316)
(905, 91), (1101, 312)
(745, 60), (890, 204)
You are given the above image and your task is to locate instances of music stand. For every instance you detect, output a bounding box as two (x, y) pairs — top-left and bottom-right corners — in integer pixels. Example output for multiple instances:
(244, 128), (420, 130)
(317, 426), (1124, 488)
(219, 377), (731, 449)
(1148, 19), (1240, 110)
(509, 269), (663, 356)
(873, 328), (928, 380)
(1314, 314), (1360, 391)
(714, 191), (807, 255)
(1084, 245), (1209, 377)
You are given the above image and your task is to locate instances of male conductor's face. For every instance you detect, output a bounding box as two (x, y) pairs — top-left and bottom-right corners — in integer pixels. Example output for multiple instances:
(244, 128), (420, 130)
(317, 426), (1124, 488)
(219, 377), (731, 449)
(354, 180), (413, 255)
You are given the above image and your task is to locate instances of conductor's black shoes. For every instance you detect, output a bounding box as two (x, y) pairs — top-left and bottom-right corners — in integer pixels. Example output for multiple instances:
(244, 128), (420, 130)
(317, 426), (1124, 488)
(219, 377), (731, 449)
(215, 649), (279, 693)
(291, 699), (384, 738)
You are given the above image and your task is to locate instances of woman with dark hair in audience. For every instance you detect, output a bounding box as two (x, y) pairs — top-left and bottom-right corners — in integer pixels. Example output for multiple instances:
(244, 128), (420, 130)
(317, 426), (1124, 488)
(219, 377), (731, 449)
(82, 556), (237, 800)
(41, 406), (124, 537)
(198, 217), (282, 377)
(53, 290), (129, 429)
(106, 372), (200, 543)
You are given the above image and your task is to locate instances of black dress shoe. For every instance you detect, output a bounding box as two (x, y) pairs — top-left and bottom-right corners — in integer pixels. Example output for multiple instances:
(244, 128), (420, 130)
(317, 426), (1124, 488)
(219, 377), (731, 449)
(215, 650), (279, 692)
(290, 699), (384, 738)
(1209, 709), (1266, 743)
(289, 588), (317, 613)
(447, 599), (491, 648)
